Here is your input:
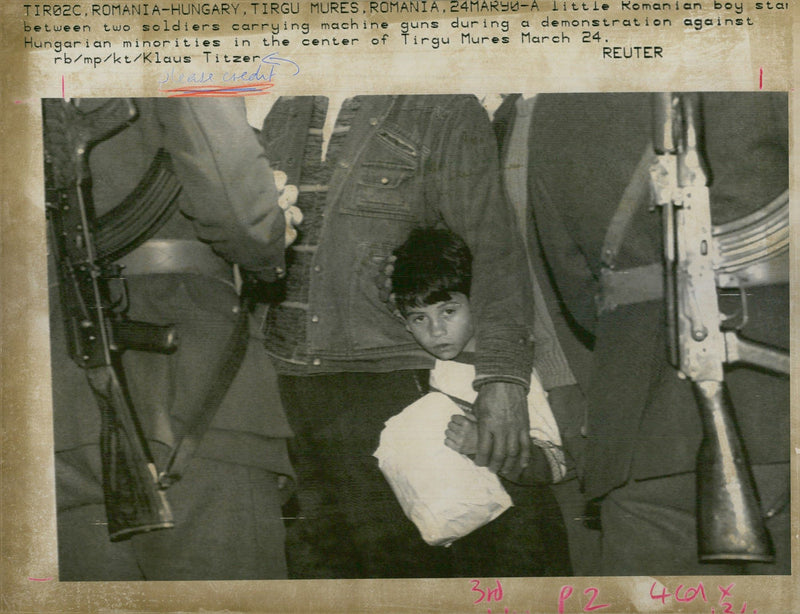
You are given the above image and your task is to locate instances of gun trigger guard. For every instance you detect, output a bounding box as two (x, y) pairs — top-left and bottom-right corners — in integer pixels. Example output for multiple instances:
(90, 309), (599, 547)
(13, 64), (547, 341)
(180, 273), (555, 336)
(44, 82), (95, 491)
(732, 280), (750, 331)
(105, 274), (130, 314)
(719, 280), (750, 332)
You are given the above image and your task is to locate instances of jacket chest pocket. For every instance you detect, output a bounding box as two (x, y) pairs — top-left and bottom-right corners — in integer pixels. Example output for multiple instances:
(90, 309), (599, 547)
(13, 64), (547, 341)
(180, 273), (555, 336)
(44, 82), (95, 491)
(340, 127), (423, 222)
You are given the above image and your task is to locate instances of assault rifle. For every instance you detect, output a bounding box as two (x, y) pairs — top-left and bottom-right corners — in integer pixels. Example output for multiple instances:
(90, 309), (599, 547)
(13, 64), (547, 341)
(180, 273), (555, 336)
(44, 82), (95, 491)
(650, 93), (788, 563)
(44, 98), (177, 541)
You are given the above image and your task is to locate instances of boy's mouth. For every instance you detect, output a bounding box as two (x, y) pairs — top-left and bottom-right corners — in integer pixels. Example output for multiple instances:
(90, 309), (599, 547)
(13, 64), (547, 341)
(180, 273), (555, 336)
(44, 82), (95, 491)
(432, 343), (458, 356)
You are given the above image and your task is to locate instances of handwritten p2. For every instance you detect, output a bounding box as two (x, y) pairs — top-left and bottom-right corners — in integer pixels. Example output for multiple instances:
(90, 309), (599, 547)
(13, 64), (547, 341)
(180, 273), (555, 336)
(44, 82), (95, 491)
(558, 586), (610, 613)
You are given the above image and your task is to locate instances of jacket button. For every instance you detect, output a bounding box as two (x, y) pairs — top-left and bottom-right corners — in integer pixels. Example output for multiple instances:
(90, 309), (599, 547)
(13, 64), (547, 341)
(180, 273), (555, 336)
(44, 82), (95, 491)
(311, 315), (319, 323)
(313, 265), (321, 272)
(369, 117), (378, 126)
(312, 358), (321, 366)
(381, 177), (389, 185)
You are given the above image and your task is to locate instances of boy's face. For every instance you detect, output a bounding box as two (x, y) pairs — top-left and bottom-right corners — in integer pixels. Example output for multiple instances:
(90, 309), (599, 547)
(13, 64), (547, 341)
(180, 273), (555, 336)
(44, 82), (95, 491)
(403, 292), (474, 360)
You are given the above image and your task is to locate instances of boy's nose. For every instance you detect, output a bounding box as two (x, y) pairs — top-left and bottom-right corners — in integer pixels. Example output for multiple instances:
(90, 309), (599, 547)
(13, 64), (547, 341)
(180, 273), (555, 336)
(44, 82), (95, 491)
(429, 318), (447, 337)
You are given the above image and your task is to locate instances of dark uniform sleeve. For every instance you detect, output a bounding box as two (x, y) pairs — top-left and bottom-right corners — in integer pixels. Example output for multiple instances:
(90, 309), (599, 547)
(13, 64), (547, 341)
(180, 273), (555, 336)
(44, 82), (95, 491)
(152, 98), (287, 282)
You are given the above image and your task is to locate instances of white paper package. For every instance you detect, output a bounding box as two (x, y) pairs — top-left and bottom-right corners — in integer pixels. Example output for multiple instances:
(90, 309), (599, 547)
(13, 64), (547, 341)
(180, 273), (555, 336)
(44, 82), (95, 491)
(373, 392), (513, 547)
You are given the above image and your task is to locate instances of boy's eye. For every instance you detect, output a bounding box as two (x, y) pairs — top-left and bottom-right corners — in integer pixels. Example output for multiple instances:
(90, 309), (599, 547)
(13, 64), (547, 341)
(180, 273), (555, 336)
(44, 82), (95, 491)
(411, 315), (426, 323)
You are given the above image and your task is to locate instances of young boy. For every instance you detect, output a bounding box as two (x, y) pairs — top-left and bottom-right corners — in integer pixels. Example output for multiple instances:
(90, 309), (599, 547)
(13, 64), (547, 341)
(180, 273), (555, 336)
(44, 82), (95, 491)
(378, 226), (572, 576)
(391, 227), (567, 484)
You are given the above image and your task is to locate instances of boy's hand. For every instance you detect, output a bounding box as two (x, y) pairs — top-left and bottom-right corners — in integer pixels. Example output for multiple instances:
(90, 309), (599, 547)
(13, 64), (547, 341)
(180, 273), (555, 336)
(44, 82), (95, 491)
(445, 413), (478, 455)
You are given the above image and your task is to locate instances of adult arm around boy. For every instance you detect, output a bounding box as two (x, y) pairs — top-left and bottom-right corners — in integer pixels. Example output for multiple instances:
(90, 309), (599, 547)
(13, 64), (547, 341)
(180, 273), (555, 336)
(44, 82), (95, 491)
(430, 97), (537, 474)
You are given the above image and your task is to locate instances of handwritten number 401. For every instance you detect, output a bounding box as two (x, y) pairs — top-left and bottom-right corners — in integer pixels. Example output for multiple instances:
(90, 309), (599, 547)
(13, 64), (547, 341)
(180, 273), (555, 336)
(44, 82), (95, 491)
(650, 581), (708, 604)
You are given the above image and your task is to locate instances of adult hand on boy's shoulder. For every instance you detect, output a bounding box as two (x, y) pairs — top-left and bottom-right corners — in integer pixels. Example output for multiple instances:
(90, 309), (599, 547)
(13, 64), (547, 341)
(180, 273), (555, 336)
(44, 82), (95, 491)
(473, 382), (531, 475)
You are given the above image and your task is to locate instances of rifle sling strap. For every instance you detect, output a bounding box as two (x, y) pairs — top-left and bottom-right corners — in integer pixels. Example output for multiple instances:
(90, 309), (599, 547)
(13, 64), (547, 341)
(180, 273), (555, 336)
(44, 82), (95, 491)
(595, 146), (660, 315)
(600, 146), (657, 270)
(158, 292), (251, 488)
(160, 99), (337, 484)
(157, 102), (317, 483)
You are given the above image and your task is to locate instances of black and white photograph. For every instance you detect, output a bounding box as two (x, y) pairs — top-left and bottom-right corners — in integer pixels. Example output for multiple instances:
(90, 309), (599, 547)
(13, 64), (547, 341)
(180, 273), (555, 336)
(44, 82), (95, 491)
(42, 91), (790, 583)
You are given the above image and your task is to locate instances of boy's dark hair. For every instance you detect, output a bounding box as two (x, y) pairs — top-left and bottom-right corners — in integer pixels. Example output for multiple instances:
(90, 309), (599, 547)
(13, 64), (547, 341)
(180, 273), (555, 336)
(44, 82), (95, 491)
(391, 227), (472, 316)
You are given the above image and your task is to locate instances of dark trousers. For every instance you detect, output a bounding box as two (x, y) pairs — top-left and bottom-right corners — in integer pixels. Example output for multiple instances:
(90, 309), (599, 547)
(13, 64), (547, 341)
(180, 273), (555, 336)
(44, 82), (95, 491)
(279, 370), (452, 578)
(56, 449), (287, 581)
(279, 371), (572, 578)
(600, 463), (790, 576)
(451, 479), (572, 578)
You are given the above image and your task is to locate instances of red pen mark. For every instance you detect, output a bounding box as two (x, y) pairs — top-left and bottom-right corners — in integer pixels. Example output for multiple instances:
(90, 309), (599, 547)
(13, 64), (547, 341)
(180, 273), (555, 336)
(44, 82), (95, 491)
(759, 68), (763, 89)
(583, 587), (610, 611)
(718, 583), (735, 603)
(159, 83), (275, 98)
(61, 75), (65, 98)
(558, 585), (610, 612)
(470, 579), (504, 604)
(28, 577), (53, 582)
(674, 583), (707, 603)
(558, 586), (574, 613)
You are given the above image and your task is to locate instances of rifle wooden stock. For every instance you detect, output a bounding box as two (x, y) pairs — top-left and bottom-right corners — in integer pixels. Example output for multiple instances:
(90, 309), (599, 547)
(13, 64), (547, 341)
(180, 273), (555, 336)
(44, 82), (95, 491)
(44, 98), (175, 541)
(88, 367), (174, 541)
(694, 380), (773, 562)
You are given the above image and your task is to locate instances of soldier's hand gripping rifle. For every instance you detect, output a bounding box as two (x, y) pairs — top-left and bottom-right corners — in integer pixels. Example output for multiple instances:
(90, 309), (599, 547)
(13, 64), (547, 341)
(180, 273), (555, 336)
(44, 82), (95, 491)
(44, 99), (178, 541)
(650, 93), (788, 564)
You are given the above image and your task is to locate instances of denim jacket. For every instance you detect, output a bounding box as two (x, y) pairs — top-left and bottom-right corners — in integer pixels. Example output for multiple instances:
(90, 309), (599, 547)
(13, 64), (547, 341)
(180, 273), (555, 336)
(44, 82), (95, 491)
(259, 95), (535, 388)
